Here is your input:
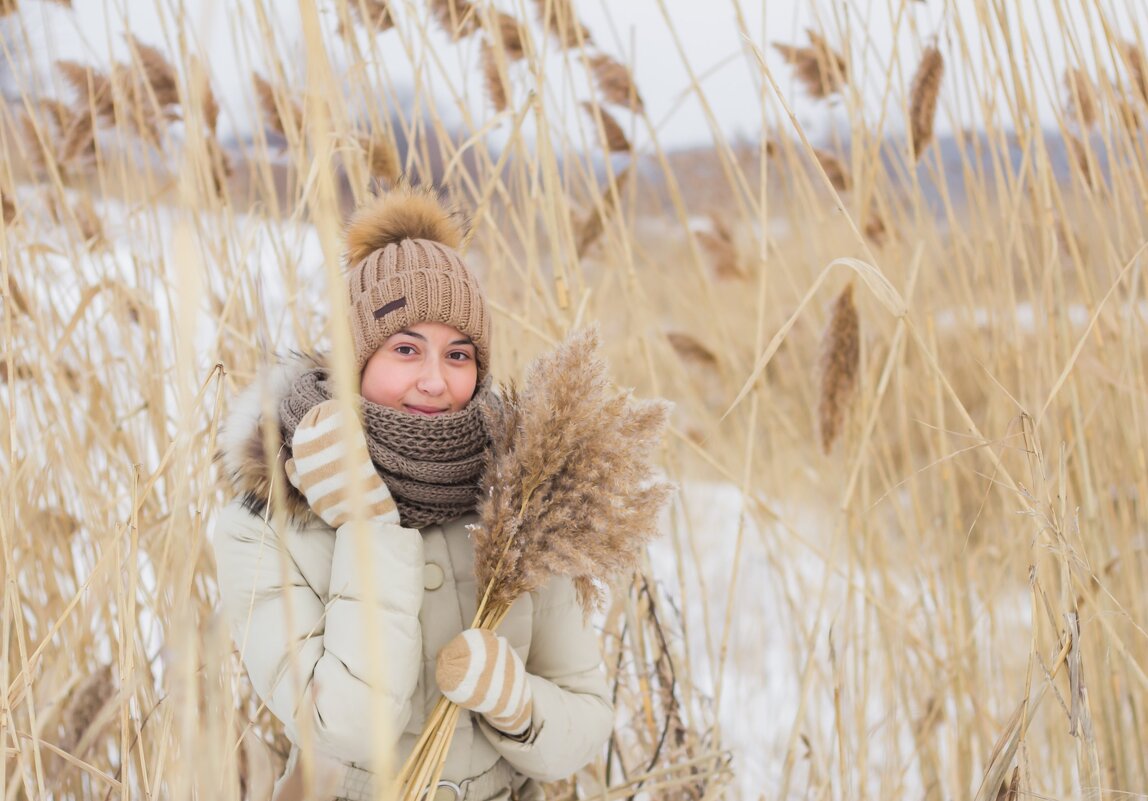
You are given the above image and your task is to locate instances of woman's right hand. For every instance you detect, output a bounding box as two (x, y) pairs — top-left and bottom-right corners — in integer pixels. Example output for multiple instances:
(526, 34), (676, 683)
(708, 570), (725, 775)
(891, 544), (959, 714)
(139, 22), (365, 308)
(286, 399), (401, 528)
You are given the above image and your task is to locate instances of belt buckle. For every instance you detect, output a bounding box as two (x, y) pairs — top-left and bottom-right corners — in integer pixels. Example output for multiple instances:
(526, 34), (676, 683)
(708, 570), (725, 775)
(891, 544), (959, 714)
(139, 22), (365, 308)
(418, 780), (462, 801)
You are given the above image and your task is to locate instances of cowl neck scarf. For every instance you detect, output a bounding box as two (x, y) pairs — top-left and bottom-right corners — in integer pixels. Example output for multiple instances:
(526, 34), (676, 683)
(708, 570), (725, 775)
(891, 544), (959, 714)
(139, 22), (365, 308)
(280, 367), (490, 529)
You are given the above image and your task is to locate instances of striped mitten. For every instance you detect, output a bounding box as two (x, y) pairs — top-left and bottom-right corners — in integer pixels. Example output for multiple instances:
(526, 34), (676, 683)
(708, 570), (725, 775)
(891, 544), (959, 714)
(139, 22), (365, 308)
(435, 629), (533, 737)
(285, 399), (400, 528)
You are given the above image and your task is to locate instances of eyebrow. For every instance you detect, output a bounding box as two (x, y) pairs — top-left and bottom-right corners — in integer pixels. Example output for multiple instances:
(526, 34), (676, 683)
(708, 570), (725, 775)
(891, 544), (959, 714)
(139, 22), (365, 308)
(396, 329), (475, 347)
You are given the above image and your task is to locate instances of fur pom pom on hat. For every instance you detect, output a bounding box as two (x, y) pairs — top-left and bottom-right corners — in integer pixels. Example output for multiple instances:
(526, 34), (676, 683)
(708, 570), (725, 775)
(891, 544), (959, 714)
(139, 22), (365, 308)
(344, 185), (490, 380)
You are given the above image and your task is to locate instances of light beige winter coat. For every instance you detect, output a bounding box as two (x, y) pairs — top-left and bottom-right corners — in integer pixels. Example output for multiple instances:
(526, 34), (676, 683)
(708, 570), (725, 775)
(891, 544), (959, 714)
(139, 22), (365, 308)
(211, 356), (613, 801)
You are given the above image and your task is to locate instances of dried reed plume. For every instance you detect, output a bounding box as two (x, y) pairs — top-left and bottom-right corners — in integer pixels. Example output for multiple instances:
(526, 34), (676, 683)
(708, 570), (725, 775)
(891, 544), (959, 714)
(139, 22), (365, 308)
(492, 11), (527, 60)
(473, 326), (673, 612)
(696, 213), (744, 280)
(191, 55), (220, 133)
(252, 72), (301, 139)
(346, 0), (394, 33)
(532, 0), (591, 48)
(61, 663), (115, 752)
(398, 327), (672, 799)
(574, 166), (629, 257)
(72, 196), (107, 249)
(995, 767), (1020, 801)
(205, 135), (234, 198)
(2, 273), (28, 314)
(1123, 42), (1148, 104)
(358, 131), (402, 184)
(581, 101), (631, 153)
(1064, 67), (1097, 129)
(773, 29), (847, 99)
(480, 41), (509, 113)
(57, 61), (116, 124)
(1, 192), (15, 225)
(126, 34), (181, 109)
(863, 207), (889, 247)
(1065, 133), (1095, 188)
(817, 282), (860, 454)
(589, 54), (644, 112)
(813, 148), (850, 191)
(909, 46), (944, 160)
(429, 0), (478, 40)
(666, 331), (719, 368)
(1115, 98), (1140, 132)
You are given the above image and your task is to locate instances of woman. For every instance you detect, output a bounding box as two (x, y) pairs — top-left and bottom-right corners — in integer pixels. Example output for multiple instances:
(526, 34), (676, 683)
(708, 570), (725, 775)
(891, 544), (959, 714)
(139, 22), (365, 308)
(212, 187), (613, 801)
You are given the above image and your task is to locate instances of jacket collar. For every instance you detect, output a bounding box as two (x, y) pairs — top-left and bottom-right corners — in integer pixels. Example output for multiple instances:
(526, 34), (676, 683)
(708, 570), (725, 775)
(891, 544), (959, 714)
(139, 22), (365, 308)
(215, 351), (324, 523)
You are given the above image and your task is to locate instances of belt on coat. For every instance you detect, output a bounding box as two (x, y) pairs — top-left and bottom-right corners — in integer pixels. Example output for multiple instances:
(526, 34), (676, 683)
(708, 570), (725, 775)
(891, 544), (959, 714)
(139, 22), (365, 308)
(337, 758), (517, 801)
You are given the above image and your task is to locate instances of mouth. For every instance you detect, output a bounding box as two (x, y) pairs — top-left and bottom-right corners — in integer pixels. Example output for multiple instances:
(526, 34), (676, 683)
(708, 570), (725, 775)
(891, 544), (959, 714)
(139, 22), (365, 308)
(404, 404), (449, 416)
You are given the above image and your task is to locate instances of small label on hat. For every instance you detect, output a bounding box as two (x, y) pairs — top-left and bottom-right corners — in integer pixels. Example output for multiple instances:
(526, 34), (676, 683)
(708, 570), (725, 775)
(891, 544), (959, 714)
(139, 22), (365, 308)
(374, 297), (407, 319)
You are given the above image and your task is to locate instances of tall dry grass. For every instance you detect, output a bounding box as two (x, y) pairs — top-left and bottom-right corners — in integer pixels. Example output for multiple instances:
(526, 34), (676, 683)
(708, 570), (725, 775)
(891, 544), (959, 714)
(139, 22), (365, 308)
(1, 1), (1147, 800)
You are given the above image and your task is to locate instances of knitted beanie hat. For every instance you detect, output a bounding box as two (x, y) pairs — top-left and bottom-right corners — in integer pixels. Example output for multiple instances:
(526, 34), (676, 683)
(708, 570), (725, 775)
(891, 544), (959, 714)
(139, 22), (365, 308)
(344, 186), (490, 382)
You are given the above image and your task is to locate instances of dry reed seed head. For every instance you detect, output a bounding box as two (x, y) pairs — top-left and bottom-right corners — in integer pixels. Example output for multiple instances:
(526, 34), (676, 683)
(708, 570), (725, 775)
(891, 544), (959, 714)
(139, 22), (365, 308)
(492, 11), (527, 60)
(473, 327), (673, 614)
(125, 34), (181, 109)
(205, 135), (233, 197)
(189, 55), (220, 133)
(817, 281), (860, 454)
(863, 209), (888, 247)
(588, 54), (644, 112)
(995, 766), (1020, 801)
(1, 193), (15, 225)
(1115, 98), (1141, 132)
(480, 40), (510, 113)
(695, 227), (743, 280)
(574, 166), (630, 257)
(1064, 67), (1098, 129)
(1065, 133), (1095, 187)
(3, 273), (29, 314)
(909, 45), (944, 160)
(72, 197), (106, 248)
(531, 0), (592, 48)
(57, 60), (116, 123)
(773, 29), (847, 99)
(666, 331), (719, 368)
(252, 72), (301, 139)
(581, 102), (631, 153)
(347, 0), (395, 33)
(359, 132), (402, 184)
(61, 663), (115, 751)
(429, 0), (479, 40)
(813, 148), (850, 191)
(1123, 42), (1148, 104)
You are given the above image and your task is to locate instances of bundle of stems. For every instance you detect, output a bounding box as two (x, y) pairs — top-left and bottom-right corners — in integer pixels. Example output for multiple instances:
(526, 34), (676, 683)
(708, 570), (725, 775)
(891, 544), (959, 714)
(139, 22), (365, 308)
(397, 327), (674, 801)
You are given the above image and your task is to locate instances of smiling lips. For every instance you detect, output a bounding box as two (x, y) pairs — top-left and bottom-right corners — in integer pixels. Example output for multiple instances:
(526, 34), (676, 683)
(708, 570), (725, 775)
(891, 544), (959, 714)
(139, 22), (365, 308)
(405, 404), (448, 415)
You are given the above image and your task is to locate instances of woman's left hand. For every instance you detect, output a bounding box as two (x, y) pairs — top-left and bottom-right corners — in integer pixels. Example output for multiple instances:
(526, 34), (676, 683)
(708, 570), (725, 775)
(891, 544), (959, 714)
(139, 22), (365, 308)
(435, 629), (533, 738)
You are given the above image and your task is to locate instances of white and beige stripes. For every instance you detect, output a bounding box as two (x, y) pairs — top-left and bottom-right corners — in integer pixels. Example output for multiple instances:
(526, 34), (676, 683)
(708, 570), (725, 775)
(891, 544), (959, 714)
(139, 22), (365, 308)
(435, 629), (533, 737)
(285, 400), (400, 528)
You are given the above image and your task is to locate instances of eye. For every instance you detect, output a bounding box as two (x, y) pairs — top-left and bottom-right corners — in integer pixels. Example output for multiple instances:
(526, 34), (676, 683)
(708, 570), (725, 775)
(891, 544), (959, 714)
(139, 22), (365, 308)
(394, 344), (417, 356)
(447, 350), (473, 362)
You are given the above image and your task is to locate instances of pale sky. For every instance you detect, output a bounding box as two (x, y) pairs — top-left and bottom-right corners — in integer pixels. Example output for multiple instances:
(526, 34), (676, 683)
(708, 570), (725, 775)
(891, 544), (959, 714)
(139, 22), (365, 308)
(3, 0), (1147, 150)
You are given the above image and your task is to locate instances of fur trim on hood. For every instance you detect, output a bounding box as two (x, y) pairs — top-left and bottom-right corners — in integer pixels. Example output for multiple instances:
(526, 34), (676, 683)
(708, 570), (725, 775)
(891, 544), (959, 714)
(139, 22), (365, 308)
(215, 352), (324, 524)
(344, 184), (467, 266)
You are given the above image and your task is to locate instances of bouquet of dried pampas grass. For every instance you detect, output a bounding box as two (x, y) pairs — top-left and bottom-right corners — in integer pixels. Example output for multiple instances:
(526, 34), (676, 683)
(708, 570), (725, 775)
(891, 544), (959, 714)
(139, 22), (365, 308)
(397, 326), (674, 801)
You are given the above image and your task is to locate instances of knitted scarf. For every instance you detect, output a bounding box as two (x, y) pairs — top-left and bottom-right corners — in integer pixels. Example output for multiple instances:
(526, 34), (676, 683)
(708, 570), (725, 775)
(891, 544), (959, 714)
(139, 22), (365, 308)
(279, 367), (490, 529)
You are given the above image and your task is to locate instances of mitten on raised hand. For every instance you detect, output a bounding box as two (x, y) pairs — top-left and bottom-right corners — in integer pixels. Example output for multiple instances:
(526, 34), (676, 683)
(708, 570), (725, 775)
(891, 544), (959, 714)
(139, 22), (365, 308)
(285, 399), (400, 528)
(435, 629), (533, 738)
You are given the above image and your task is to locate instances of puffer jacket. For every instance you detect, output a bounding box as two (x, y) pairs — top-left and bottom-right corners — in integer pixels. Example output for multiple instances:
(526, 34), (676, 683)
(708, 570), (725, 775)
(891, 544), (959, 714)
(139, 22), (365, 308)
(210, 355), (614, 801)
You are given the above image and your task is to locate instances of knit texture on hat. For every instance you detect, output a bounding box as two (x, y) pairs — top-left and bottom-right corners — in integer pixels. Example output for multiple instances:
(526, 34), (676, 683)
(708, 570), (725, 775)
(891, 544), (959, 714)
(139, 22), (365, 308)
(344, 186), (490, 381)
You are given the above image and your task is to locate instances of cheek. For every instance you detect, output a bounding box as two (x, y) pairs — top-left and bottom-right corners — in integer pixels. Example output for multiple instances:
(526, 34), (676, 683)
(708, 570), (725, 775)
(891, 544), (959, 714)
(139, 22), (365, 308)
(451, 367), (478, 402)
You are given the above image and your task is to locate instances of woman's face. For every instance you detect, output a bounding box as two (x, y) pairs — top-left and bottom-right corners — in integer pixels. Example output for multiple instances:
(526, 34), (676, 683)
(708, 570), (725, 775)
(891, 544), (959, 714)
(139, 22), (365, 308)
(360, 321), (478, 415)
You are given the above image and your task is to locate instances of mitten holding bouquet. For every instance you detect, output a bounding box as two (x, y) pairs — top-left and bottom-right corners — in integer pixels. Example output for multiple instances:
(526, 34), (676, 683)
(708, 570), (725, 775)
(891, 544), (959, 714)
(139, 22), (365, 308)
(436, 630), (533, 739)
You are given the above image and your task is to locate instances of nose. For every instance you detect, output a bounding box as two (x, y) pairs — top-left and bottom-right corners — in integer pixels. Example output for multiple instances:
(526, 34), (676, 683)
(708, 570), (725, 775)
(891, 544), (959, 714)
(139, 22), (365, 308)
(416, 358), (446, 396)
